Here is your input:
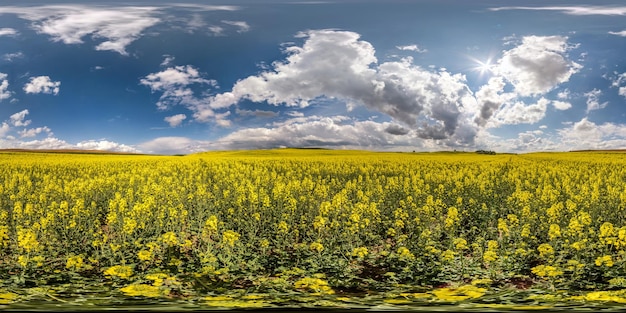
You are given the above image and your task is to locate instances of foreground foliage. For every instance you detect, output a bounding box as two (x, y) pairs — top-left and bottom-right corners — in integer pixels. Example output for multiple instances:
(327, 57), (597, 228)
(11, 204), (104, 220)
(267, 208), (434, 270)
(1, 149), (626, 309)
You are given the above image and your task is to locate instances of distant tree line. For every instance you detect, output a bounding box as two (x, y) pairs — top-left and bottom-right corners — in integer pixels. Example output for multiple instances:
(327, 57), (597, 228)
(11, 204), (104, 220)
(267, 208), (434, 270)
(476, 149), (496, 155)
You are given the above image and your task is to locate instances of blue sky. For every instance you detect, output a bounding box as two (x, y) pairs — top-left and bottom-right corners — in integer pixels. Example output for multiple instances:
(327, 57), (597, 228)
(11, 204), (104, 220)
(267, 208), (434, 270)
(1, 0), (626, 154)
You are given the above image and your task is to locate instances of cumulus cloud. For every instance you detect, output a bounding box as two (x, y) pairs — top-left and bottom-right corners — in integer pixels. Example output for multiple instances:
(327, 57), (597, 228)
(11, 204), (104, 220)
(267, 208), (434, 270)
(489, 97), (550, 126)
(216, 116), (428, 150)
(490, 6), (626, 16)
(137, 115), (465, 154)
(138, 136), (208, 154)
(552, 100), (572, 110)
(140, 65), (217, 110)
(0, 136), (138, 152)
(201, 30), (476, 144)
(164, 114), (187, 127)
(396, 44), (427, 53)
(10, 109), (31, 127)
(19, 126), (51, 138)
(473, 76), (514, 126)
(140, 64), (235, 127)
(0, 109), (138, 153)
(0, 73), (11, 101)
(492, 35), (581, 97)
(1, 137), (73, 150)
(471, 35), (580, 128)
(221, 20), (250, 33)
(385, 124), (410, 135)
(23, 76), (60, 95)
(557, 89), (570, 99)
(557, 118), (626, 150)
(0, 28), (18, 36)
(76, 140), (138, 153)
(584, 89), (608, 113)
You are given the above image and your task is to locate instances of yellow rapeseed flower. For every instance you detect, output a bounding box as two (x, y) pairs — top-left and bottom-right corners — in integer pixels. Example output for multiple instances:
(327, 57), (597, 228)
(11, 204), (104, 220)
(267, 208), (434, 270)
(222, 230), (240, 247)
(397, 247), (415, 260)
(119, 284), (163, 298)
(294, 277), (334, 295)
(137, 250), (152, 262)
(17, 227), (40, 253)
(309, 242), (324, 253)
(595, 255), (614, 267)
(441, 249), (455, 262)
(483, 251), (497, 263)
(531, 265), (563, 277)
(453, 238), (468, 251)
(548, 224), (561, 240)
(66, 255), (85, 271)
(351, 247), (368, 258)
(104, 265), (133, 280)
(160, 232), (178, 247)
(537, 243), (554, 258)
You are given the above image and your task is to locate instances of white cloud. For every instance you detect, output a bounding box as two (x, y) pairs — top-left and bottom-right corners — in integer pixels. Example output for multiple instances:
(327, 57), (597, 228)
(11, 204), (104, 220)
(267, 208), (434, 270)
(489, 97), (549, 127)
(490, 6), (626, 16)
(584, 88), (608, 113)
(0, 5), (160, 55)
(137, 115), (480, 154)
(140, 65), (217, 110)
(473, 76), (515, 126)
(0, 4), (238, 55)
(492, 35), (581, 97)
(164, 114), (187, 127)
(3, 52), (24, 61)
(208, 25), (224, 36)
(138, 136), (207, 154)
(552, 100), (572, 110)
(0, 28), (18, 36)
(215, 116), (433, 151)
(0, 73), (11, 101)
(160, 55), (175, 66)
(76, 140), (138, 153)
(609, 30), (626, 37)
(0, 122), (10, 138)
(557, 118), (626, 150)
(10, 109), (31, 127)
(140, 65), (213, 92)
(557, 89), (570, 99)
(611, 72), (626, 98)
(19, 126), (51, 138)
(23, 76), (61, 95)
(140, 65), (233, 127)
(0, 136), (139, 152)
(221, 20), (250, 33)
(396, 44), (427, 53)
(4, 137), (74, 150)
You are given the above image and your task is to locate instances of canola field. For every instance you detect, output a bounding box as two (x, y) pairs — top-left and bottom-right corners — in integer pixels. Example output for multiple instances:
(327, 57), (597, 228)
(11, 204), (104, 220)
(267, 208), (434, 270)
(1, 149), (626, 310)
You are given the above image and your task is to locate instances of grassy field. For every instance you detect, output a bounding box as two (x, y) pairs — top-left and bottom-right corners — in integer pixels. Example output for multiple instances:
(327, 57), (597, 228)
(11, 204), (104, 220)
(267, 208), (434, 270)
(1, 149), (626, 310)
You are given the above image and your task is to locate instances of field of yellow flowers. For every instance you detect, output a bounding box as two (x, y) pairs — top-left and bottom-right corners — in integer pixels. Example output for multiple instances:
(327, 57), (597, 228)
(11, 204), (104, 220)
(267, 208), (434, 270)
(1, 149), (626, 310)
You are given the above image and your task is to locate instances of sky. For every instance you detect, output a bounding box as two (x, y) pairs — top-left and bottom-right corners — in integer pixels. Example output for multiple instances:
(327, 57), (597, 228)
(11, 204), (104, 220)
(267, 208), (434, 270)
(1, 0), (626, 154)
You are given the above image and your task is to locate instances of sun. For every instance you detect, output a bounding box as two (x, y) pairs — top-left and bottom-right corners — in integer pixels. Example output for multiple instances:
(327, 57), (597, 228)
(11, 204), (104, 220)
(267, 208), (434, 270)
(473, 58), (494, 75)
(467, 55), (495, 78)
